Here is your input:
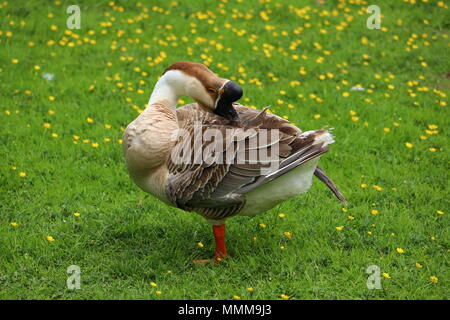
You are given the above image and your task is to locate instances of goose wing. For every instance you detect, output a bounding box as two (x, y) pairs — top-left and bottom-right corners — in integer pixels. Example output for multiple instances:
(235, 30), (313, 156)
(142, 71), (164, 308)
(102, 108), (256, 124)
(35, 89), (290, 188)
(166, 103), (343, 220)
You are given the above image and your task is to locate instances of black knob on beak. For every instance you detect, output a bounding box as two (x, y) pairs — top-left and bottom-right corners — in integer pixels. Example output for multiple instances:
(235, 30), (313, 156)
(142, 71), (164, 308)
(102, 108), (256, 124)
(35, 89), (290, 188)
(222, 81), (243, 103)
(213, 81), (243, 120)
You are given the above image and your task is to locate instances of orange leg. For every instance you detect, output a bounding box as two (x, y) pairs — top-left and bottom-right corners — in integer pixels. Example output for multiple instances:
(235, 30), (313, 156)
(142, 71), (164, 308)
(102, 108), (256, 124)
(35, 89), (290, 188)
(213, 224), (228, 262)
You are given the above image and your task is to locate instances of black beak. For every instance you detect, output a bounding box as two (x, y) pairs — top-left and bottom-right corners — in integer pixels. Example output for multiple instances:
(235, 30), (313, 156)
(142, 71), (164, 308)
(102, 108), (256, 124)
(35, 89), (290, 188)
(213, 81), (243, 120)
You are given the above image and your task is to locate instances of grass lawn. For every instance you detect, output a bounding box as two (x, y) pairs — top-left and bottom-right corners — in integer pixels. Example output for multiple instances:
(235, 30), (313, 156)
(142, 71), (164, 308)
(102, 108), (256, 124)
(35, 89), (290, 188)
(0, 0), (448, 300)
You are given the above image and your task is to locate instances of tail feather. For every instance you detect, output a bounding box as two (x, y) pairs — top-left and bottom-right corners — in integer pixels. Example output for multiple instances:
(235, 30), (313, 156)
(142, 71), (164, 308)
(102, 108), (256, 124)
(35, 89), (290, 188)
(314, 166), (347, 205)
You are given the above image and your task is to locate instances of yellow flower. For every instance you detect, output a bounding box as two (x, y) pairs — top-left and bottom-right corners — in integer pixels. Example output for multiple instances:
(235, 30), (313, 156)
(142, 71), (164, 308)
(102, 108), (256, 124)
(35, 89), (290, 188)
(429, 276), (438, 283)
(348, 216), (355, 220)
(314, 114), (321, 119)
(150, 282), (157, 287)
(361, 183), (367, 188)
(11, 59), (19, 64)
(155, 290), (162, 295)
(383, 127), (390, 133)
(278, 213), (286, 218)
(405, 142), (413, 148)
(197, 242), (204, 248)
(233, 295), (241, 300)
(86, 117), (94, 123)
(335, 226), (344, 231)
(73, 212), (81, 217)
(91, 142), (99, 148)
(382, 273), (391, 279)
(18, 172), (26, 178)
(247, 287), (254, 292)
(283, 232), (293, 239)
(10, 222), (19, 228)
(370, 209), (379, 216)
(48, 96), (55, 101)
(396, 248), (404, 254)
(47, 236), (55, 243)
(436, 210), (444, 215)
(280, 294), (289, 300)
(43, 123), (51, 129)
(415, 262), (423, 269)
(51, 133), (58, 138)
(372, 185), (383, 191)
(342, 92), (350, 97)
(259, 223), (266, 228)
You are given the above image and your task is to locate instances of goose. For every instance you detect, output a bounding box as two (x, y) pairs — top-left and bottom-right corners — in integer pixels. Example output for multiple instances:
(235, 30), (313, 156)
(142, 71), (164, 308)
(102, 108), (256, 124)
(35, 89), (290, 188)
(122, 61), (345, 263)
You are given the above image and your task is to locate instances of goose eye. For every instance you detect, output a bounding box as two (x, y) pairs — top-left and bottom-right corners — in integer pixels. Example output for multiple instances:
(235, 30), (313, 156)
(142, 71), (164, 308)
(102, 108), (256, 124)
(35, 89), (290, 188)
(207, 88), (216, 93)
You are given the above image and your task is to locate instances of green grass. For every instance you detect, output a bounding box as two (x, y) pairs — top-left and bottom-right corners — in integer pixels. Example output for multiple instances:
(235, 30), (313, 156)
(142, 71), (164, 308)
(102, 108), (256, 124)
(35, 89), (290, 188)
(0, 0), (449, 300)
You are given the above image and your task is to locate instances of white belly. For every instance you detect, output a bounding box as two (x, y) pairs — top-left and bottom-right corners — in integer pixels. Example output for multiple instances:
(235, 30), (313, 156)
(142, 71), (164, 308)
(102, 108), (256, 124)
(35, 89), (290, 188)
(238, 158), (319, 216)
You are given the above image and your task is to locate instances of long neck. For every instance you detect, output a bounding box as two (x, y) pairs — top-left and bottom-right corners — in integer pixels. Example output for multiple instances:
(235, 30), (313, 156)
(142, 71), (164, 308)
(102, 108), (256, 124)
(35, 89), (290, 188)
(148, 70), (187, 108)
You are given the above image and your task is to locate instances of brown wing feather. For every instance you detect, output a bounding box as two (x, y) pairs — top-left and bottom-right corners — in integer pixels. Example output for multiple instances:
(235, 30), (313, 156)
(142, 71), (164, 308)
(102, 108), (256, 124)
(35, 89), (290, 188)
(166, 103), (342, 221)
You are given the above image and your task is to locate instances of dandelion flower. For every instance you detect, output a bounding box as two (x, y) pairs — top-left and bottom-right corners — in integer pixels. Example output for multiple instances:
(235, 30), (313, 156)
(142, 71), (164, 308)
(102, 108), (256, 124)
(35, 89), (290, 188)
(429, 276), (438, 283)
(47, 236), (55, 243)
(335, 226), (344, 231)
(283, 232), (292, 239)
(280, 294), (289, 300)
(10, 222), (18, 228)
(197, 242), (204, 248)
(233, 295), (241, 300)
(405, 142), (413, 148)
(18, 172), (26, 178)
(73, 212), (80, 217)
(370, 209), (379, 215)
(278, 213), (286, 218)
(150, 282), (157, 287)
(415, 262), (423, 269)
(382, 273), (391, 279)
(396, 248), (404, 254)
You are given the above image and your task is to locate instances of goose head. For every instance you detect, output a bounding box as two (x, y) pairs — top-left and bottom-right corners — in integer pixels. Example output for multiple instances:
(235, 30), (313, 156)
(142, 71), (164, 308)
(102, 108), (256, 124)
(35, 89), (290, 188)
(162, 61), (243, 120)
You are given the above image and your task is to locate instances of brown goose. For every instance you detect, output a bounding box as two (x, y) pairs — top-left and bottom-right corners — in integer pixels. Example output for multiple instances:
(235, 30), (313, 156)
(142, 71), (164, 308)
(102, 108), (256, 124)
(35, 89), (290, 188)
(122, 61), (345, 263)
